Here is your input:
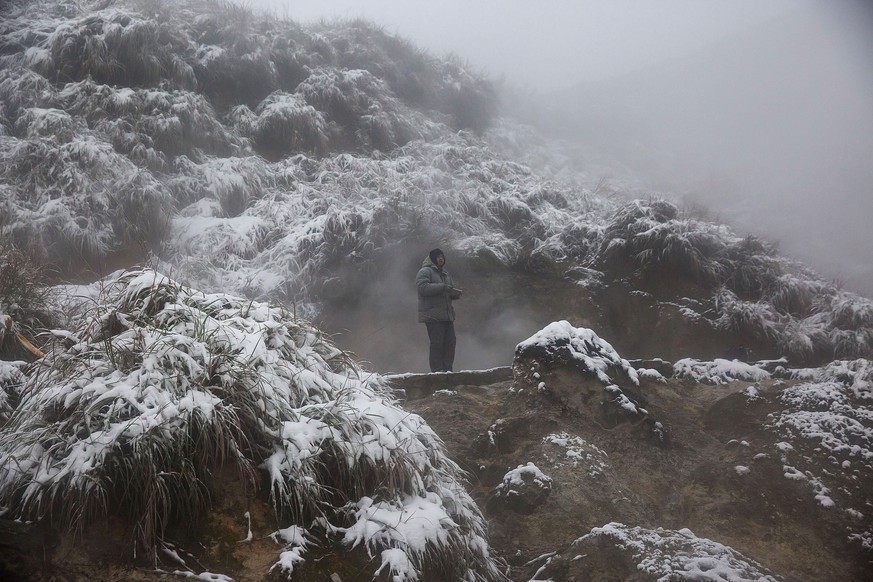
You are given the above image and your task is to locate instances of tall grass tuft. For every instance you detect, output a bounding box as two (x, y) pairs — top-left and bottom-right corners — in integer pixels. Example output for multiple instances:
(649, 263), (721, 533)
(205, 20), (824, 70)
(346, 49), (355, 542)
(595, 199), (873, 361)
(43, 8), (194, 89)
(247, 92), (328, 159)
(715, 288), (782, 343)
(1, 132), (171, 272)
(0, 242), (52, 359)
(0, 270), (505, 580)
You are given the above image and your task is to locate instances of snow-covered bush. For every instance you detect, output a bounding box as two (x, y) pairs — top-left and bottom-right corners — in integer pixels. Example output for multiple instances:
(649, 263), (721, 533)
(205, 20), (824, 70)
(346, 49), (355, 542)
(0, 67), (58, 124)
(594, 199), (873, 361)
(191, 31), (277, 110)
(598, 199), (732, 287)
(1, 133), (171, 267)
(0, 242), (51, 334)
(39, 7), (194, 89)
(296, 67), (422, 151)
(169, 155), (271, 217)
(315, 20), (496, 133)
(715, 288), (782, 343)
(247, 91), (327, 158)
(0, 269), (504, 580)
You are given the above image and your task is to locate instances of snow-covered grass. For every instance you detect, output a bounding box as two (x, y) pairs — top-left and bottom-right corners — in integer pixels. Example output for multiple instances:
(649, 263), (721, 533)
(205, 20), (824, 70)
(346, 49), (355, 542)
(0, 269), (504, 580)
(2, 0), (872, 366)
(594, 199), (873, 361)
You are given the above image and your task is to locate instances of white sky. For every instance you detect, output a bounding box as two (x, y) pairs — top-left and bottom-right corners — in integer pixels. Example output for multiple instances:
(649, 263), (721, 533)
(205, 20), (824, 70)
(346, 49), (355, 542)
(248, 0), (797, 90)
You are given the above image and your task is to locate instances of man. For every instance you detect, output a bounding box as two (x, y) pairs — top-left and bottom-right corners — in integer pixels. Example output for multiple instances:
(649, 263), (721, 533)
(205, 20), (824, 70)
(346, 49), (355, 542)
(416, 248), (462, 372)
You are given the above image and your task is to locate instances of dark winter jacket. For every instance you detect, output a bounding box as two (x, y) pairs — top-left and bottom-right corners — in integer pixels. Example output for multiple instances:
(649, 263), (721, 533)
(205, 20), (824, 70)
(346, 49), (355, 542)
(416, 256), (460, 323)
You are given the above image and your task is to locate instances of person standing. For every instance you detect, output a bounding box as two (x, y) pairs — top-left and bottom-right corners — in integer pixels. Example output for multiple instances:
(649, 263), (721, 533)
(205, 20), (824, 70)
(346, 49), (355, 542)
(416, 248), (462, 372)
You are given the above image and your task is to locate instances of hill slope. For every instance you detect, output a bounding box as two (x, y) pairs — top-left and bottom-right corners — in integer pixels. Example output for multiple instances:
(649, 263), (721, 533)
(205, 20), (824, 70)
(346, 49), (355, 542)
(2, 0), (872, 370)
(406, 339), (873, 581)
(540, 6), (873, 296)
(0, 1), (872, 580)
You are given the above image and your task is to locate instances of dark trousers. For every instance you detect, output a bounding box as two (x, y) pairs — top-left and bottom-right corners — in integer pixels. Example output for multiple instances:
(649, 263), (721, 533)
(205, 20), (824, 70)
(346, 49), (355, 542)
(425, 321), (456, 372)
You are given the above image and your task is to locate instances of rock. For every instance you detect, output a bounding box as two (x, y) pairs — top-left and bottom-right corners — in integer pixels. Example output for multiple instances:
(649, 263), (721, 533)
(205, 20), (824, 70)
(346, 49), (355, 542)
(489, 462), (552, 514)
(627, 358), (674, 378)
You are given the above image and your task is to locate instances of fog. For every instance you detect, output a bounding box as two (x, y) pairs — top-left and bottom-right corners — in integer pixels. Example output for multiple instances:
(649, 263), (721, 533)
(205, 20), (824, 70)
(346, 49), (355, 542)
(250, 0), (873, 296)
(546, 1), (873, 296)
(251, 0), (797, 90)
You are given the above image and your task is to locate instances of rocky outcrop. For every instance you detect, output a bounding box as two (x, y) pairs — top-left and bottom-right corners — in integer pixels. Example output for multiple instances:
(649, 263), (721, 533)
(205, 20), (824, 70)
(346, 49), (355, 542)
(406, 329), (873, 581)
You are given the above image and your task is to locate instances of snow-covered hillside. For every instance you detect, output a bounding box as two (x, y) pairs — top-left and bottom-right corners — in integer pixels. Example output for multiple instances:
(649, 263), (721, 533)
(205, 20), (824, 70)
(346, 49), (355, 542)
(1, 0), (873, 580)
(2, 0), (871, 369)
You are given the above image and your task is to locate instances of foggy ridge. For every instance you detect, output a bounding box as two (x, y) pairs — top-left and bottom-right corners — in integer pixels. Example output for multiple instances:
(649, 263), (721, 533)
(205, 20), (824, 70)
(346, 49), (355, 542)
(539, 5), (873, 296)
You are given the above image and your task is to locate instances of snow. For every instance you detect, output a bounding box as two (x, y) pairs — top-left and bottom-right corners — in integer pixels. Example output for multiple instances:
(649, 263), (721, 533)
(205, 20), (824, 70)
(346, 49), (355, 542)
(338, 494), (456, 555)
(516, 321), (639, 385)
(0, 269), (499, 581)
(269, 526), (309, 576)
(638, 367), (667, 383)
(171, 571), (233, 582)
(376, 548), (417, 582)
(578, 523), (779, 582)
(764, 360), (873, 545)
(773, 378), (873, 463)
(543, 432), (608, 476)
(674, 358), (770, 385)
(495, 462), (552, 498)
(432, 389), (457, 397)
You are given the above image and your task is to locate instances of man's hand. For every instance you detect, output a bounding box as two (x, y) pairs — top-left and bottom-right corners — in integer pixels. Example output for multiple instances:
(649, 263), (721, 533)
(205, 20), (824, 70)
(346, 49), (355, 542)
(448, 287), (463, 299)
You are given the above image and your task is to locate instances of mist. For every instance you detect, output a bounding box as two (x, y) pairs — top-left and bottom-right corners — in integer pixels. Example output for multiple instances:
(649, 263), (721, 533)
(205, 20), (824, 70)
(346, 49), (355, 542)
(250, 0), (873, 297)
(544, 1), (873, 296)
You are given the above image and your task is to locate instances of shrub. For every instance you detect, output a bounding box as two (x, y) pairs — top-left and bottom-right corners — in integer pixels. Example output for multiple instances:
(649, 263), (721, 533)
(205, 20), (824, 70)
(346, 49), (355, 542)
(0, 270), (505, 580)
(249, 91), (328, 159)
(295, 67), (426, 152)
(43, 9), (194, 88)
(1, 133), (171, 271)
(0, 242), (51, 343)
(436, 57), (497, 133)
(715, 288), (781, 343)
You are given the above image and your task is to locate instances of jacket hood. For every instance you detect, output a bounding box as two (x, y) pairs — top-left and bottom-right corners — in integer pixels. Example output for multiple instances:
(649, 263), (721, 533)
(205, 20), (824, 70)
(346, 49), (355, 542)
(422, 256), (439, 268)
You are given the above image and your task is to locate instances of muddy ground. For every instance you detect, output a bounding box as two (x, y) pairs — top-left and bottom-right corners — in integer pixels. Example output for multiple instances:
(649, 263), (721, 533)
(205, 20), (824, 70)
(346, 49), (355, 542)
(1, 361), (870, 581)
(404, 363), (871, 581)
